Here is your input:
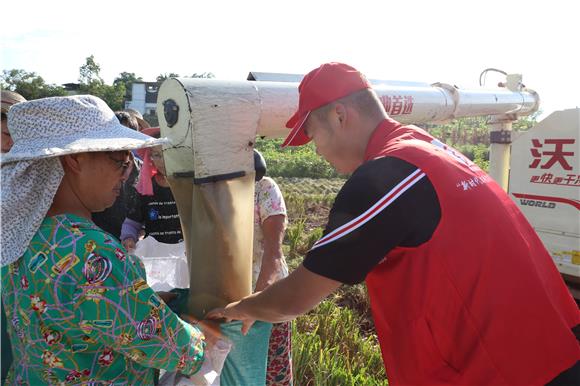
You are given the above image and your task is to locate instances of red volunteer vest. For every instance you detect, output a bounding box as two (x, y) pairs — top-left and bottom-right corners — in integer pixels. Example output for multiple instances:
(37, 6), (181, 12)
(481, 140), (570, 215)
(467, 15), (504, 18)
(364, 119), (580, 385)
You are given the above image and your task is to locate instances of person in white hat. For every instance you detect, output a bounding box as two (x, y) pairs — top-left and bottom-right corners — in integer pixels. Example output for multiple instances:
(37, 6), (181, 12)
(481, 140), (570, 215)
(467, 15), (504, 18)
(0, 89), (27, 386)
(0, 95), (209, 384)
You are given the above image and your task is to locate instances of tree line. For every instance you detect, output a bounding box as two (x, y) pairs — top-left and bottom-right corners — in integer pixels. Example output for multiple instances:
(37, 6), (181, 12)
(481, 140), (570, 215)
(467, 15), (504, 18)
(1, 55), (214, 111)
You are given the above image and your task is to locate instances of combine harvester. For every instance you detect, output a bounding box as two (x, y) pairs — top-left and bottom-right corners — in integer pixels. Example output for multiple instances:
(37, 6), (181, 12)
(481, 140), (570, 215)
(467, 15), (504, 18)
(154, 70), (579, 381)
(509, 108), (579, 298)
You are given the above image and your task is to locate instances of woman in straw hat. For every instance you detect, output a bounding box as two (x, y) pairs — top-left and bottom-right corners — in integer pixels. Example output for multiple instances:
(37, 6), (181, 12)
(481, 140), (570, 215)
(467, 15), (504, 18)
(0, 89), (26, 385)
(0, 95), (208, 384)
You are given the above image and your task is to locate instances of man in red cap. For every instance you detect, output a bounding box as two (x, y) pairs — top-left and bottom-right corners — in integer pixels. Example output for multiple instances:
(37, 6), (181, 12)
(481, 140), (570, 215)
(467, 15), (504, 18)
(208, 63), (580, 385)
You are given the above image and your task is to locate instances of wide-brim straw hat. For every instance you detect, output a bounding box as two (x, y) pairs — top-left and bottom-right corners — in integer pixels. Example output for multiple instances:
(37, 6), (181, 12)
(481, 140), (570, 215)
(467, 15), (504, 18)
(2, 95), (165, 164)
(1, 95), (167, 266)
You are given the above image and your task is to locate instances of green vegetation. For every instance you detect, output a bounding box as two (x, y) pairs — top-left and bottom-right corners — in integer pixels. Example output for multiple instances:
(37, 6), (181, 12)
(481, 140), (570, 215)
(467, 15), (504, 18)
(282, 183), (388, 384)
(1, 56), (215, 114)
(293, 301), (387, 386)
(1, 69), (67, 100)
(276, 175), (385, 384)
(255, 138), (341, 178)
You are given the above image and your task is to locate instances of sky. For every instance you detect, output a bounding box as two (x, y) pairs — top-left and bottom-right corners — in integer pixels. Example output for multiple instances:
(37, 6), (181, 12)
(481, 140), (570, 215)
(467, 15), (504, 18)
(1, 0), (578, 119)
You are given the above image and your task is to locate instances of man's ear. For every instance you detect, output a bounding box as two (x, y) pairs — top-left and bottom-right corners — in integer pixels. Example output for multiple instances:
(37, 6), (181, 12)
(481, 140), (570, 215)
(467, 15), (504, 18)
(61, 153), (85, 174)
(333, 103), (348, 129)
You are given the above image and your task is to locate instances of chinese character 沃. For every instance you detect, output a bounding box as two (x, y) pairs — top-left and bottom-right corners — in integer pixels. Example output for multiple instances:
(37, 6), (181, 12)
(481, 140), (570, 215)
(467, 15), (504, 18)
(529, 138), (576, 170)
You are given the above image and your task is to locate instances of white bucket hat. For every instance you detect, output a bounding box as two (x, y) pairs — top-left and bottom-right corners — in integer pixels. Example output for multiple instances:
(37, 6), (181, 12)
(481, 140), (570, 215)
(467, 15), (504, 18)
(1, 95), (167, 266)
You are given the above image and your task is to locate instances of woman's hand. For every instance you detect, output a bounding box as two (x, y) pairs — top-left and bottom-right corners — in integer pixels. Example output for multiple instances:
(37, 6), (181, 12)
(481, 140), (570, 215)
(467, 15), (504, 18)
(122, 238), (136, 253)
(181, 314), (224, 348)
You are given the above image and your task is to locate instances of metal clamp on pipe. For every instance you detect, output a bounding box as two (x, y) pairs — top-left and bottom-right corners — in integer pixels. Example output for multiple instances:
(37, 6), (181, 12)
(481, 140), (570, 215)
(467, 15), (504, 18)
(490, 130), (512, 144)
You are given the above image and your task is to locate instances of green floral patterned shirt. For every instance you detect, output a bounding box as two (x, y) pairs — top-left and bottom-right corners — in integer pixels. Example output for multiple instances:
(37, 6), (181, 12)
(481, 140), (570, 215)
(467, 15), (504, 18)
(1, 214), (205, 385)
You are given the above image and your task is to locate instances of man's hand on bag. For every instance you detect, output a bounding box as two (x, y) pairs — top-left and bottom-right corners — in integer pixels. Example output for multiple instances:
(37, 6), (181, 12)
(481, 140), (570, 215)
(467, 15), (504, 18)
(205, 301), (256, 336)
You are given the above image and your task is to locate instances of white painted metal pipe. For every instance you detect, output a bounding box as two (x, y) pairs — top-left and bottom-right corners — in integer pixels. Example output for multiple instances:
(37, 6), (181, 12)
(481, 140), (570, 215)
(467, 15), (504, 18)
(255, 81), (538, 139)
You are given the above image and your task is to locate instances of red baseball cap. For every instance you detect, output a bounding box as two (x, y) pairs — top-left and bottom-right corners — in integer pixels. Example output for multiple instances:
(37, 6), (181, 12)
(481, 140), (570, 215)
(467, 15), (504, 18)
(282, 62), (371, 147)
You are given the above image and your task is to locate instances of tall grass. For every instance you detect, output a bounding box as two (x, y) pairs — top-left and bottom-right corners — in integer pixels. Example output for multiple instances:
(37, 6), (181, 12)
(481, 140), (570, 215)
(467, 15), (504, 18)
(286, 219), (306, 260)
(293, 301), (388, 385)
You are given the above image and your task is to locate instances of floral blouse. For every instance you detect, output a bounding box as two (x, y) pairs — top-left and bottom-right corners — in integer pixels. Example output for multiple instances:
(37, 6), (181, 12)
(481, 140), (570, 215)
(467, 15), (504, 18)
(1, 214), (205, 385)
(253, 177), (288, 289)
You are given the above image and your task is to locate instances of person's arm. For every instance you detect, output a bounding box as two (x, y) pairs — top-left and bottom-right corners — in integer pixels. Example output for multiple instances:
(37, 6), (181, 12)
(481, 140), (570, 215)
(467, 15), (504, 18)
(120, 218), (142, 251)
(121, 190), (145, 251)
(73, 234), (206, 376)
(254, 214), (286, 292)
(207, 264), (341, 334)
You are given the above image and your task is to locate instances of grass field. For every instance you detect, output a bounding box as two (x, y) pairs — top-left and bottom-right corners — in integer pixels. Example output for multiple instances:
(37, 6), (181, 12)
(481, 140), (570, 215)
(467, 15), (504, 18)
(275, 176), (389, 385)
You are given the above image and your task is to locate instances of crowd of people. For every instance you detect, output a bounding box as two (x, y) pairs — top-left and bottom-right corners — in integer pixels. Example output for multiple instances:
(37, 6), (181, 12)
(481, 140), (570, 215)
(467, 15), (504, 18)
(1, 61), (579, 386)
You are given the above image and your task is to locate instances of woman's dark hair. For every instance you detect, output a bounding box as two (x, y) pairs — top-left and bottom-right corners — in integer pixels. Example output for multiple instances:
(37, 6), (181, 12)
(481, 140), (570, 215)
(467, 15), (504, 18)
(115, 111), (139, 131)
(254, 149), (267, 181)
